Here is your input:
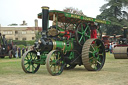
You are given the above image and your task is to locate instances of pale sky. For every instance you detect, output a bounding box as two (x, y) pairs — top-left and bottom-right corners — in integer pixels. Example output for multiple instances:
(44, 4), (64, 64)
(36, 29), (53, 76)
(0, 0), (107, 26)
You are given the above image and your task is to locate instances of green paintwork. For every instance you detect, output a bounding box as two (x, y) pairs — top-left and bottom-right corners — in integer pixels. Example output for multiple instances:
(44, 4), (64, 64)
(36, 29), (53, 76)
(38, 10), (111, 24)
(40, 53), (47, 65)
(55, 40), (73, 52)
(69, 51), (74, 59)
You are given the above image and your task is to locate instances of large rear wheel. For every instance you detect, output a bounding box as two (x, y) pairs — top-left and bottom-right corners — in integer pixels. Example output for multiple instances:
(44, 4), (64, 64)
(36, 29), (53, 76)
(21, 50), (40, 73)
(82, 39), (105, 71)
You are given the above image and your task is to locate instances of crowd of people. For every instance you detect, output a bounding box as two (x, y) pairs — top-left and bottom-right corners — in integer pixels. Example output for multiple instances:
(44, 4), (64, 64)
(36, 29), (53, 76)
(13, 45), (28, 58)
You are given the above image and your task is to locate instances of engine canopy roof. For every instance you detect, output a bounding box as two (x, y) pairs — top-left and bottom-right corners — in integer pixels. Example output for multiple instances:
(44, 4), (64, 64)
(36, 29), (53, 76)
(38, 10), (111, 25)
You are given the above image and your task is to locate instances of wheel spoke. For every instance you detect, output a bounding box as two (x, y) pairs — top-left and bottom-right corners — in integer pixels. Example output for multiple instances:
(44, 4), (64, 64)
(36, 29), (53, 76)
(26, 56), (29, 60)
(50, 64), (53, 68)
(32, 65), (34, 73)
(83, 36), (85, 42)
(89, 51), (93, 54)
(77, 31), (82, 35)
(89, 56), (94, 60)
(79, 35), (83, 43)
(97, 44), (101, 49)
(24, 62), (28, 65)
(26, 64), (30, 71)
(85, 35), (90, 38)
(33, 54), (37, 60)
(81, 24), (84, 32)
(94, 65), (97, 70)
(24, 59), (29, 61)
(32, 64), (36, 69)
(96, 60), (101, 65)
(83, 26), (88, 33)
(90, 44), (96, 51)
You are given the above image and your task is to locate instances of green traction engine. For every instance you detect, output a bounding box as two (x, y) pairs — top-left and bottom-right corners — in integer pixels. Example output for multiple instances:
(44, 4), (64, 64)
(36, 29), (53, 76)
(21, 6), (111, 76)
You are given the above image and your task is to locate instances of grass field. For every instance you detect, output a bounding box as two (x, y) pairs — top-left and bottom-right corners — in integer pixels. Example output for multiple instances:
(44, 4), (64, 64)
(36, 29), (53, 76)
(0, 53), (128, 85)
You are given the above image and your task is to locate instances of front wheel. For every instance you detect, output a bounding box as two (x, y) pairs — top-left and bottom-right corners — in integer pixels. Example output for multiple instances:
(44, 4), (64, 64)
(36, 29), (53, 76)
(21, 50), (40, 73)
(82, 39), (105, 71)
(46, 50), (65, 76)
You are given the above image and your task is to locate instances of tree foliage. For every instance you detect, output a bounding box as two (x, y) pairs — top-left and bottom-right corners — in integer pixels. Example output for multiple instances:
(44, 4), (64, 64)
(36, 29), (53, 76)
(58, 7), (85, 29)
(97, 0), (128, 35)
(63, 7), (85, 16)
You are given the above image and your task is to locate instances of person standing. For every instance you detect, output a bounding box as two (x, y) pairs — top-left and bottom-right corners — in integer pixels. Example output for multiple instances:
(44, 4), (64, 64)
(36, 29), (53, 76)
(14, 45), (18, 58)
(22, 47), (25, 56)
(89, 22), (98, 39)
(18, 47), (21, 58)
(109, 43), (112, 53)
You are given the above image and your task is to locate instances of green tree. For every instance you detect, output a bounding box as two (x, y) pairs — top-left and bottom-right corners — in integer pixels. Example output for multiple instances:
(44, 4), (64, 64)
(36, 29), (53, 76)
(97, 0), (128, 35)
(58, 7), (85, 30)
(35, 32), (42, 41)
(63, 7), (85, 16)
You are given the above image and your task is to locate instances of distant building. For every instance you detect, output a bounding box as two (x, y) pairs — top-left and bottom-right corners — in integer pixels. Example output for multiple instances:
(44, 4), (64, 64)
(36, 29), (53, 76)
(0, 19), (42, 41)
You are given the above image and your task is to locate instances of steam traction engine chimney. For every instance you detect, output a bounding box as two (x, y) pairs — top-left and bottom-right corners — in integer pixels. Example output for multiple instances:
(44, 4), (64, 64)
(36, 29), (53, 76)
(41, 6), (49, 37)
(113, 34), (116, 43)
(123, 26), (128, 44)
(123, 26), (127, 39)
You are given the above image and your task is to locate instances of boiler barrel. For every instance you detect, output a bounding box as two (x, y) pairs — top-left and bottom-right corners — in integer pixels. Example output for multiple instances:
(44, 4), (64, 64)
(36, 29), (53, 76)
(52, 40), (73, 52)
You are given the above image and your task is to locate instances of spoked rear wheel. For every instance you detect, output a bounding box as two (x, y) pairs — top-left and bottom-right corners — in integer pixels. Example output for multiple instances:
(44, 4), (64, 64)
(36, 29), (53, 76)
(21, 50), (40, 73)
(46, 50), (65, 76)
(75, 23), (90, 46)
(82, 39), (105, 71)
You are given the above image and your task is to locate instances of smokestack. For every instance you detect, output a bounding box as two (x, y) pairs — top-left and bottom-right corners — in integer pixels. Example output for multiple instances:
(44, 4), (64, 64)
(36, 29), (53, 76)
(35, 19), (38, 27)
(123, 26), (128, 38)
(113, 34), (116, 42)
(41, 6), (49, 35)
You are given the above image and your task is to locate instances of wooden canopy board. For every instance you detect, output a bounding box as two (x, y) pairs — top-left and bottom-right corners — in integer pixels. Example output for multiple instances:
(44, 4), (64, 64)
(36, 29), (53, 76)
(38, 10), (111, 25)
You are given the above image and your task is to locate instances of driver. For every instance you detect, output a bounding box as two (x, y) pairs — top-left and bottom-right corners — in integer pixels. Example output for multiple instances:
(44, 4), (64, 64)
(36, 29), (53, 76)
(89, 22), (98, 39)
